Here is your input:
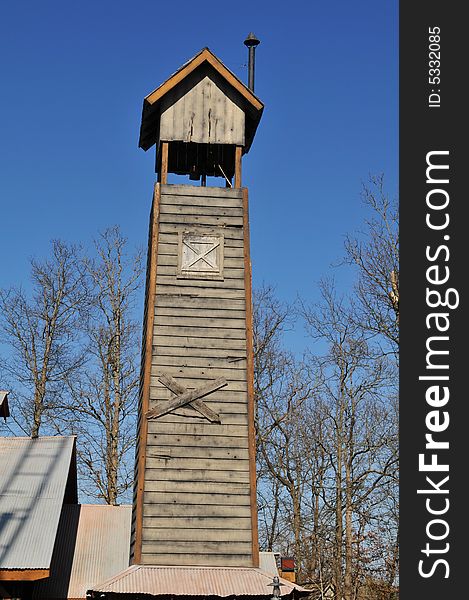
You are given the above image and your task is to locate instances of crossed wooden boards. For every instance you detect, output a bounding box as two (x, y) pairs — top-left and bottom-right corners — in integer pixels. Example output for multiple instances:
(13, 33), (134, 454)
(145, 372), (226, 423)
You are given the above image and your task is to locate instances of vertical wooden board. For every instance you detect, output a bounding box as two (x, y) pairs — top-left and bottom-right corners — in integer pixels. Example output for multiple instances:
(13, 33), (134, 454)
(160, 142), (169, 184)
(131, 183), (161, 564)
(234, 146), (242, 188)
(159, 76), (245, 145)
(243, 187), (259, 567)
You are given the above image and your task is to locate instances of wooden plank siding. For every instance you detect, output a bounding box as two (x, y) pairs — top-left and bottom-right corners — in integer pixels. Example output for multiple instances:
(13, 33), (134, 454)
(159, 73), (245, 146)
(133, 184), (258, 568)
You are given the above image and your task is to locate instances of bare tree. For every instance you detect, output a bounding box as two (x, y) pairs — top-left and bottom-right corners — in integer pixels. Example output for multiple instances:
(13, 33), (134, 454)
(254, 285), (327, 582)
(302, 280), (397, 600)
(61, 226), (143, 504)
(0, 241), (86, 437)
(344, 175), (399, 357)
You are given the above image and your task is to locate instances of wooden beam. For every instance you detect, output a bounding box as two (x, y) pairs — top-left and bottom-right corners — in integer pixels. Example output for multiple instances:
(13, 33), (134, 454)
(146, 377), (226, 420)
(160, 142), (169, 184)
(234, 146), (242, 188)
(132, 183), (161, 565)
(0, 569), (49, 581)
(156, 373), (222, 422)
(243, 187), (260, 568)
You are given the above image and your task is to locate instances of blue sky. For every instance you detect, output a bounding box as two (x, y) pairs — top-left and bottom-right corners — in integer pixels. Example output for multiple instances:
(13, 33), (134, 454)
(0, 1), (397, 351)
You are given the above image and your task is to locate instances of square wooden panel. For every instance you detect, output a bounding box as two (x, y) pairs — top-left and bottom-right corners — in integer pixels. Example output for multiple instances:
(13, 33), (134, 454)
(177, 231), (224, 280)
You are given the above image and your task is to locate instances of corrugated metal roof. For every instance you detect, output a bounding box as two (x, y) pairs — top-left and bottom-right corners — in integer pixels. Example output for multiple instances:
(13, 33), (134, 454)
(89, 565), (309, 598)
(0, 436), (76, 570)
(33, 504), (132, 599)
(259, 552), (278, 576)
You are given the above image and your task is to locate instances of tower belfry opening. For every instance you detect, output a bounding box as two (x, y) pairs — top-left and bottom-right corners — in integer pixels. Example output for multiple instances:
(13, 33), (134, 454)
(138, 47), (263, 186)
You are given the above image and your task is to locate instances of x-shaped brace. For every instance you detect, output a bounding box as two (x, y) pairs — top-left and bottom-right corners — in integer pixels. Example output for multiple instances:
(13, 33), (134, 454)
(146, 373), (225, 423)
(183, 239), (220, 270)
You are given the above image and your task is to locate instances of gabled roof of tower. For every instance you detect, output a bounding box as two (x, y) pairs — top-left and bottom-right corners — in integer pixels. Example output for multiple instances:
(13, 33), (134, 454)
(139, 47), (264, 152)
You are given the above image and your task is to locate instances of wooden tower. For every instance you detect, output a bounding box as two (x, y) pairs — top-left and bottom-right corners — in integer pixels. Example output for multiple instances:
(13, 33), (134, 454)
(131, 47), (264, 569)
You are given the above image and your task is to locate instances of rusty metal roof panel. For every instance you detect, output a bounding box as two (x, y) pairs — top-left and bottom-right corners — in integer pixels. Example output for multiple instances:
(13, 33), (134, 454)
(0, 436), (76, 570)
(89, 565), (309, 598)
(33, 504), (132, 599)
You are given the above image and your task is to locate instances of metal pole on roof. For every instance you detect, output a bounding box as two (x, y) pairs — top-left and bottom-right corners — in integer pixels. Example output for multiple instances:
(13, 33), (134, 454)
(244, 32), (260, 92)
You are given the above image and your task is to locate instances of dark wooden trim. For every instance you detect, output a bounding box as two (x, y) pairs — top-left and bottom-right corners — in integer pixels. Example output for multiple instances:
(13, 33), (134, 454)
(234, 146), (242, 188)
(132, 183), (161, 564)
(0, 569), (49, 581)
(160, 142), (169, 185)
(243, 187), (260, 568)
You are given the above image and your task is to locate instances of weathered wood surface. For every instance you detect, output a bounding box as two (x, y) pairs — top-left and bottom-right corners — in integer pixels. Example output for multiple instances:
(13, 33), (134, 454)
(153, 324), (246, 339)
(158, 184), (243, 199)
(152, 351), (246, 366)
(160, 204), (243, 217)
(160, 142), (169, 184)
(147, 432), (249, 449)
(140, 553), (252, 567)
(158, 236), (245, 250)
(159, 266), (244, 281)
(157, 412), (248, 426)
(143, 528), (252, 542)
(156, 293), (245, 307)
(158, 276), (245, 290)
(159, 74), (245, 146)
(145, 457), (250, 471)
(159, 213), (244, 227)
(146, 445), (249, 460)
(148, 422), (249, 437)
(152, 345), (247, 361)
(161, 195), (243, 208)
(152, 335), (247, 350)
(143, 491), (251, 506)
(143, 503), (252, 518)
(151, 364), (246, 380)
(142, 540), (252, 554)
(146, 374), (225, 421)
(159, 225), (245, 240)
(153, 286), (246, 299)
(142, 516), (252, 529)
(158, 255), (243, 269)
(139, 185), (254, 567)
(234, 145), (242, 188)
(144, 468), (250, 484)
(131, 184), (160, 564)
